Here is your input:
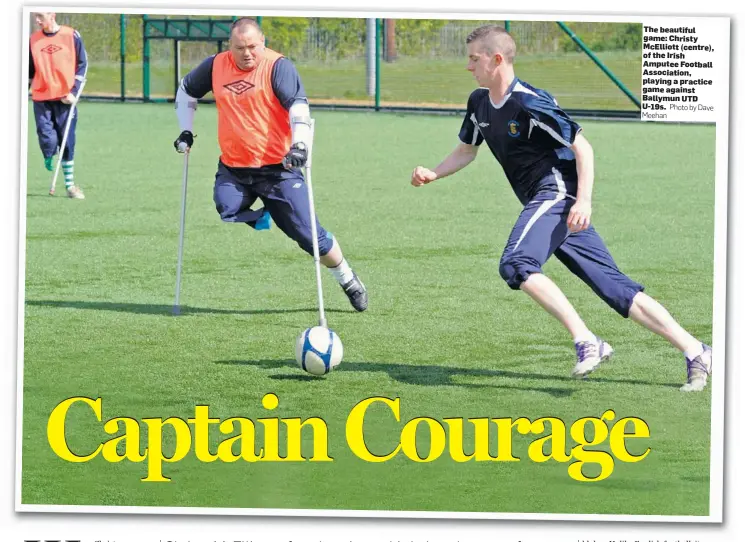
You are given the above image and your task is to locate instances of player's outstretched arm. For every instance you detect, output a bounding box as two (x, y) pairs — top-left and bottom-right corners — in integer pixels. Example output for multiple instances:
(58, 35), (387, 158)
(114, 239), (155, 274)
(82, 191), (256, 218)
(282, 100), (311, 168)
(271, 58), (312, 168)
(411, 142), (479, 187)
(173, 56), (215, 153)
(567, 132), (595, 232)
(174, 83), (197, 153)
(173, 84), (198, 152)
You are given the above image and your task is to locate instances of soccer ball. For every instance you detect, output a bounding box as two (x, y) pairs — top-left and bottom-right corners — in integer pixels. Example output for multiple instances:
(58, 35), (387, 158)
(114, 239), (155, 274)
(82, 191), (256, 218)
(295, 326), (343, 376)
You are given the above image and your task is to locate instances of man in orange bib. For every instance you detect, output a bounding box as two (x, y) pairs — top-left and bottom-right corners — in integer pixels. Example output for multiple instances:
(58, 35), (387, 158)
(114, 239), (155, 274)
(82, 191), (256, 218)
(28, 12), (87, 199)
(174, 17), (368, 312)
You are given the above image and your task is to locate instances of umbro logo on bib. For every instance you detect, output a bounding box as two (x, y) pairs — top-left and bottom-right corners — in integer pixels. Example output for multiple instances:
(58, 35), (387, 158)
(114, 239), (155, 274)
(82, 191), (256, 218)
(41, 44), (62, 54)
(223, 80), (255, 94)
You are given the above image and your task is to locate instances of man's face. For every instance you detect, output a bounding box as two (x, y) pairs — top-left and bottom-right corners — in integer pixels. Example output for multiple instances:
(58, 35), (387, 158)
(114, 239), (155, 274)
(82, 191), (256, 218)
(229, 26), (266, 71)
(466, 40), (499, 87)
(34, 12), (56, 33)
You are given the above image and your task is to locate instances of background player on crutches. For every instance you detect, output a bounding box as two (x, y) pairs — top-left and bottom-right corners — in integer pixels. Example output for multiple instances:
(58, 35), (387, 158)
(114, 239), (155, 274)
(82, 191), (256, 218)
(29, 11), (88, 199)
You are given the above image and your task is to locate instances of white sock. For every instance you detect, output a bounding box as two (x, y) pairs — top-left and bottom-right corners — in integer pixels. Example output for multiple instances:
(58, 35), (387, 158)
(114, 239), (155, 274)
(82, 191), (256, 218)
(683, 343), (704, 360)
(573, 332), (596, 344)
(329, 258), (354, 285)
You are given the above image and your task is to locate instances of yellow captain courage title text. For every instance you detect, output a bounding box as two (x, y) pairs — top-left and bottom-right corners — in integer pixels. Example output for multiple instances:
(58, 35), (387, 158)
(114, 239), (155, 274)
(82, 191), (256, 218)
(47, 394), (651, 483)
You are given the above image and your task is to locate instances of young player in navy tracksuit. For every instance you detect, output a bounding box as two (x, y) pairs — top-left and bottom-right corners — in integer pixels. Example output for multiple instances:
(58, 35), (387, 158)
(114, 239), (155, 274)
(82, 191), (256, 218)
(411, 25), (711, 391)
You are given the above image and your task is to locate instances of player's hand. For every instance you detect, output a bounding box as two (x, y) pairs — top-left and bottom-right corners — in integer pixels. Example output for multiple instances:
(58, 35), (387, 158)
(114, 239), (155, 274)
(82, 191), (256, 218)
(411, 166), (437, 187)
(567, 199), (592, 232)
(174, 130), (194, 153)
(282, 143), (308, 168)
(61, 93), (77, 105)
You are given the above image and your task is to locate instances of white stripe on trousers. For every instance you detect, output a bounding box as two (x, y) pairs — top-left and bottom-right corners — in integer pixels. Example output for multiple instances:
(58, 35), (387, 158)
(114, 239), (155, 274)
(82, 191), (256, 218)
(513, 168), (568, 252)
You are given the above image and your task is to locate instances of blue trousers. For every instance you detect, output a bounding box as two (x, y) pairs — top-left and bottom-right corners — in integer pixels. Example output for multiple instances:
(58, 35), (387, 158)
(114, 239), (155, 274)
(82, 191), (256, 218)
(498, 191), (644, 317)
(213, 161), (334, 256)
(33, 100), (77, 161)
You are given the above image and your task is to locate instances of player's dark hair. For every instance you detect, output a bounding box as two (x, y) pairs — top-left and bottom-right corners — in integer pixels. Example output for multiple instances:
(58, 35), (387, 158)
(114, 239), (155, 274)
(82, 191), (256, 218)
(466, 25), (516, 63)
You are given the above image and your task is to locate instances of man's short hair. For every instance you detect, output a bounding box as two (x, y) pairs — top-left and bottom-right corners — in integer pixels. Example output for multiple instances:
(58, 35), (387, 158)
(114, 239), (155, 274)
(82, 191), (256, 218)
(230, 17), (263, 37)
(466, 25), (516, 63)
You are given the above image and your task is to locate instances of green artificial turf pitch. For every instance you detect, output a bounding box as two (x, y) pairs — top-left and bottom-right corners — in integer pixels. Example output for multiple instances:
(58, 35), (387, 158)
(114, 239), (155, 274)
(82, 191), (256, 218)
(20, 103), (715, 515)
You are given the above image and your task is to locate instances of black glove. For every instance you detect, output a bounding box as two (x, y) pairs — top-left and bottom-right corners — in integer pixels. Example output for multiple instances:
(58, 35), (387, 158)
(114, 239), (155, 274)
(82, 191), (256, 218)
(282, 142), (308, 168)
(174, 130), (194, 153)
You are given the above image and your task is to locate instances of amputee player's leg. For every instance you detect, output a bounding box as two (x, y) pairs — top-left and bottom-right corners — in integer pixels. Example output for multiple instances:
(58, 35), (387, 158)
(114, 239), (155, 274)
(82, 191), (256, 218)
(33, 101), (57, 171)
(555, 229), (711, 391)
(497, 192), (612, 376)
(255, 167), (368, 312)
(212, 162), (268, 228)
(52, 102), (84, 199)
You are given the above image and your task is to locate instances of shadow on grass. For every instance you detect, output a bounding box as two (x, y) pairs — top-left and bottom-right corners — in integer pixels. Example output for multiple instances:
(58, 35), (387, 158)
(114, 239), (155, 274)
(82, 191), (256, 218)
(26, 299), (349, 317)
(217, 358), (681, 396)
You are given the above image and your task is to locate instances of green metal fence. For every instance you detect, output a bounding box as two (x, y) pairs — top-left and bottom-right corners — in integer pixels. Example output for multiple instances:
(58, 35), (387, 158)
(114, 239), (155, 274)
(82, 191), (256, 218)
(44, 13), (642, 118)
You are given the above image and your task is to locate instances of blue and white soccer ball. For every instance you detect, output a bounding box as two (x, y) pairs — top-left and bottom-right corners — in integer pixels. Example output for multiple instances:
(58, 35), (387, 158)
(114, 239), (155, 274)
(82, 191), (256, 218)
(295, 326), (344, 376)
